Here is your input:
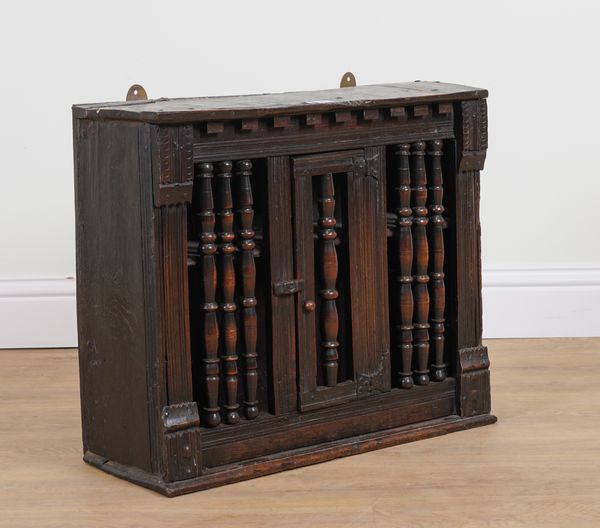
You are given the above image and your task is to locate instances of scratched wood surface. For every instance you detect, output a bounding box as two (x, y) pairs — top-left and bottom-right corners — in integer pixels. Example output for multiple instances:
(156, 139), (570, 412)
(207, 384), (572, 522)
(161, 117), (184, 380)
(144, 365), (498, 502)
(1, 338), (599, 528)
(72, 81), (487, 123)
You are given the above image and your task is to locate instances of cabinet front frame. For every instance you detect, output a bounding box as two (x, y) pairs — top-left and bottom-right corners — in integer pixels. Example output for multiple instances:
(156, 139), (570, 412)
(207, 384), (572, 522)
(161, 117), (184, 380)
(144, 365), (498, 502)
(155, 99), (487, 473)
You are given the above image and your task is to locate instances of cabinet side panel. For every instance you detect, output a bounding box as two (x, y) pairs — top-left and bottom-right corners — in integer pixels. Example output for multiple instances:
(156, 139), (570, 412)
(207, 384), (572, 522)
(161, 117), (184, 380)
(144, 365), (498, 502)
(454, 99), (492, 417)
(74, 119), (152, 471)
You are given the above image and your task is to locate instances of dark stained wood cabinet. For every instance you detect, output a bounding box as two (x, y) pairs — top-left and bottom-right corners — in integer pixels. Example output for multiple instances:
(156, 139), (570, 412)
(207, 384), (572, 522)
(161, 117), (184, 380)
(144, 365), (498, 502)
(72, 81), (495, 496)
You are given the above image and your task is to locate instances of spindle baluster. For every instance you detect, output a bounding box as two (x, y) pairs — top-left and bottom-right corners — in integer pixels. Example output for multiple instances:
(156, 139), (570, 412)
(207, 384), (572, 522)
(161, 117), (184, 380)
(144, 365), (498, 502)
(216, 161), (240, 424)
(428, 140), (447, 381)
(394, 144), (415, 389)
(196, 162), (221, 427)
(411, 142), (430, 385)
(318, 173), (339, 387)
(236, 160), (259, 419)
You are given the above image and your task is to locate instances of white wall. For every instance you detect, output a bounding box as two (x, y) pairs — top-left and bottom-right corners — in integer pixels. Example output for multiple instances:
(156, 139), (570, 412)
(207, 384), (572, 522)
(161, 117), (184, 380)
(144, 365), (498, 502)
(1, 0), (599, 346)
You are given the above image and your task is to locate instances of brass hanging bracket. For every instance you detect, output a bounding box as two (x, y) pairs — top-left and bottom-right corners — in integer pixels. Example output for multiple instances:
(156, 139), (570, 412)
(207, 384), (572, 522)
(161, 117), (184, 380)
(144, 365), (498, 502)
(126, 84), (148, 101)
(340, 72), (357, 88)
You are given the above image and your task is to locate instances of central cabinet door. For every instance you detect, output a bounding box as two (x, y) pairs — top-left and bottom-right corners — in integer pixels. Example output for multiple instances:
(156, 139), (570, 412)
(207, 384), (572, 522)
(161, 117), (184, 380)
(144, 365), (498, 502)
(292, 147), (391, 411)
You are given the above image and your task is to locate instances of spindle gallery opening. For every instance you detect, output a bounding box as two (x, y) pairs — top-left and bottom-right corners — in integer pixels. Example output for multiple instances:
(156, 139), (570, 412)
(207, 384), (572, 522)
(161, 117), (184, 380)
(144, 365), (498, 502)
(73, 82), (494, 495)
(185, 139), (457, 437)
(187, 159), (270, 425)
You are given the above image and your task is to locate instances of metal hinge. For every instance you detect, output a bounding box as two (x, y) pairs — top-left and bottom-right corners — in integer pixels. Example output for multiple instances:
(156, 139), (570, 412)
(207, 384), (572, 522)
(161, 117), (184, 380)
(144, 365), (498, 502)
(273, 279), (304, 296)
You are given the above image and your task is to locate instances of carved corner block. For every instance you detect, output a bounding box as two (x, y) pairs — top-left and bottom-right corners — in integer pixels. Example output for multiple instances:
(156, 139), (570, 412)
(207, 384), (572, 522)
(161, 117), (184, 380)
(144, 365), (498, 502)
(457, 99), (488, 172)
(163, 428), (202, 482)
(357, 349), (389, 396)
(151, 125), (194, 207)
(457, 345), (491, 417)
(161, 402), (202, 482)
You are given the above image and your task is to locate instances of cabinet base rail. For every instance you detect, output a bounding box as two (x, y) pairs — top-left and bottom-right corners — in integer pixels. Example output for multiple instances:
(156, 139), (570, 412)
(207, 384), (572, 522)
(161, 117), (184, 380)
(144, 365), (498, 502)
(84, 413), (496, 497)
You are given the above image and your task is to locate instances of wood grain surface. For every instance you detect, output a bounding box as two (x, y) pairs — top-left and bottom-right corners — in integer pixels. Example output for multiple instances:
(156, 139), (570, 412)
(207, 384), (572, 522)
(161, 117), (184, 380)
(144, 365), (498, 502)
(72, 82), (487, 123)
(1, 338), (599, 527)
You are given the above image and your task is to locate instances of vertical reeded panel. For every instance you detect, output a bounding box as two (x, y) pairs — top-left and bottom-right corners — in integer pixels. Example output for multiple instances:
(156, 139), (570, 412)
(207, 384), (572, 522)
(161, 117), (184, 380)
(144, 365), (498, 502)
(349, 146), (391, 396)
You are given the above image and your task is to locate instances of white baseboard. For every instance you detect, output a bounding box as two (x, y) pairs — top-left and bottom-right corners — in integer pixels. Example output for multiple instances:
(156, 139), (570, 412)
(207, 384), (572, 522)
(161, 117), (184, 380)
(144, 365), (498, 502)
(482, 268), (600, 338)
(0, 269), (598, 348)
(0, 278), (77, 349)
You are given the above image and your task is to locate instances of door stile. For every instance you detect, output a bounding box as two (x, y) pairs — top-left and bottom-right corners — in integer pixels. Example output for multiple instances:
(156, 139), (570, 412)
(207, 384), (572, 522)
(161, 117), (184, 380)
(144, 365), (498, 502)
(347, 146), (391, 396)
(266, 156), (298, 414)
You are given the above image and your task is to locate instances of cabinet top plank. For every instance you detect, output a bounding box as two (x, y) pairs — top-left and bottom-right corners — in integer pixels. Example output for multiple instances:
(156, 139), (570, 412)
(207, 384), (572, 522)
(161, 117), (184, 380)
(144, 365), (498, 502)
(72, 81), (487, 124)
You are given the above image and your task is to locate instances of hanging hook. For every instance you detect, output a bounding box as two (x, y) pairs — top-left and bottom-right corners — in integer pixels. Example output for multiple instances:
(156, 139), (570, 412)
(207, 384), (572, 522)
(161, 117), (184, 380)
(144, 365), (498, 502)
(340, 72), (357, 88)
(126, 84), (148, 101)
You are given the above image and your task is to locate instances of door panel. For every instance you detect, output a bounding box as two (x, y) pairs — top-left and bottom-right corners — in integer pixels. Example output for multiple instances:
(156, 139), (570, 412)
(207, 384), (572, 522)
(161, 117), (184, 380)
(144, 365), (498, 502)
(348, 146), (391, 396)
(292, 147), (390, 411)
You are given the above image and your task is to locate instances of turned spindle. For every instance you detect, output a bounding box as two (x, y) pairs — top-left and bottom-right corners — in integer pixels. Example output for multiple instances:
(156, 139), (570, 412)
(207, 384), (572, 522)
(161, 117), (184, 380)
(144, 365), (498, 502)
(318, 173), (339, 387)
(195, 162), (221, 427)
(236, 160), (259, 419)
(216, 161), (240, 424)
(411, 142), (430, 386)
(428, 140), (447, 381)
(394, 144), (415, 389)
